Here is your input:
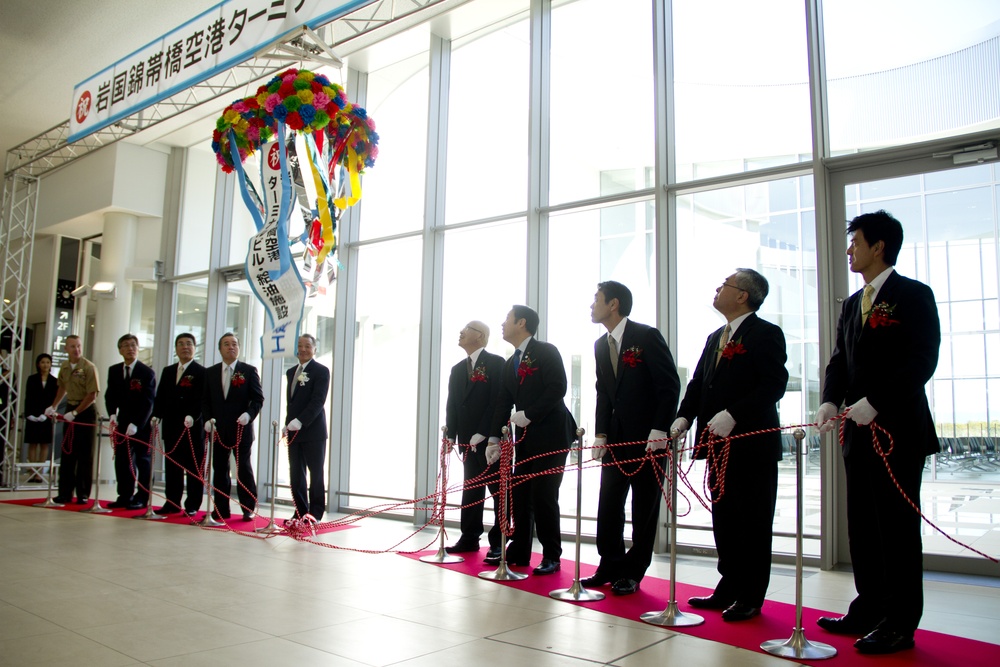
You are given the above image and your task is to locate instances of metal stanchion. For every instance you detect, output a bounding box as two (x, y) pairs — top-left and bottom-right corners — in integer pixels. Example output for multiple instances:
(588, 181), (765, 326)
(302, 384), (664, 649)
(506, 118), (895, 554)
(258, 421), (282, 534)
(480, 426), (527, 581)
(761, 428), (837, 659)
(34, 420), (63, 508)
(197, 420), (223, 527)
(422, 426), (464, 564)
(136, 420), (165, 520)
(551, 427), (603, 601)
(641, 428), (703, 627)
(81, 417), (112, 514)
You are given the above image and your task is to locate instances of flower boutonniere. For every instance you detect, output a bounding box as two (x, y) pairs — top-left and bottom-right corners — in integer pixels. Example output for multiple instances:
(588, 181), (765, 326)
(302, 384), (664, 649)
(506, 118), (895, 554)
(719, 337), (747, 360)
(517, 354), (536, 384)
(866, 301), (900, 329)
(129, 379), (143, 391)
(296, 370), (310, 386)
(470, 366), (488, 383)
(621, 346), (643, 368)
(231, 371), (246, 387)
(179, 375), (194, 388)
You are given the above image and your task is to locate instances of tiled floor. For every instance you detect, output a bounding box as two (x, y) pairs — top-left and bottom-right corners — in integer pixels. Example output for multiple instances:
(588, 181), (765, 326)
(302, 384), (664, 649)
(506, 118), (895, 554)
(0, 491), (997, 666)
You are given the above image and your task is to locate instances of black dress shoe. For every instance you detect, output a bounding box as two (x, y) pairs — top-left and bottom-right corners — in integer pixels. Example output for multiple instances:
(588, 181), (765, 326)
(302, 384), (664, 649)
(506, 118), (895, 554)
(74, 497), (90, 505)
(580, 572), (614, 587)
(722, 601), (761, 622)
(687, 595), (733, 610)
(483, 547), (502, 563)
(211, 510), (229, 521)
(107, 499), (128, 509)
(445, 541), (480, 554)
(611, 578), (639, 595)
(817, 615), (879, 635)
(854, 625), (915, 655)
(126, 501), (145, 510)
(242, 512), (253, 522)
(533, 559), (560, 575)
(52, 496), (71, 504)
(154, 506), (180, 515)
(183, 509), (198, 517)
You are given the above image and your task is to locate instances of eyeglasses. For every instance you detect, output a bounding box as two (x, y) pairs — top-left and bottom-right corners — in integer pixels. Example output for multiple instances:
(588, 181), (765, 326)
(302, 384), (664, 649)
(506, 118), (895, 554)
(720, 282), (747, 292)
(462, 326), (484, 335)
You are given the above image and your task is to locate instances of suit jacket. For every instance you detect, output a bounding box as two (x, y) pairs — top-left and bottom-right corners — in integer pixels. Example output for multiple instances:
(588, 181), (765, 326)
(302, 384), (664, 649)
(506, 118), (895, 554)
(446, 349), (505, 444)
(105, 361), (157, 441)
(677, 313), (788, 461)
(595, 320), (680, 457)
(285, 358), (330, 442)
(202, 361), (264, 445)
(154, 361), (206, 439)
(822, 270), (940, 458)
(490, 337), (577, 458)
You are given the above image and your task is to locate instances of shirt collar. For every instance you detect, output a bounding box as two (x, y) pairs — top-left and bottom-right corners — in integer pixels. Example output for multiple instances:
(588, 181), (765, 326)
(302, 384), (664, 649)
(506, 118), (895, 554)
(609, 317), (628, 348)
(468, 347), (484, 365)
(726, 311), (752, 335)
(867, 266), (895, 301)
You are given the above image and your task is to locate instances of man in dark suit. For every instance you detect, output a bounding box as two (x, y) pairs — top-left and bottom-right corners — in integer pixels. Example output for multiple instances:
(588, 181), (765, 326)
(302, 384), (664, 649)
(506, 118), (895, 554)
(153, 332), (206, 516)
(105, 334), (157, 509)
(674, 268), (788, 622)
(284, 333), (330, 521)
(485, 305), (576, 575)
(814, 210), (940, 655)
(202, 332), (264, 521)
(583, 281), (680, 595)
(443, 320), (505, 557)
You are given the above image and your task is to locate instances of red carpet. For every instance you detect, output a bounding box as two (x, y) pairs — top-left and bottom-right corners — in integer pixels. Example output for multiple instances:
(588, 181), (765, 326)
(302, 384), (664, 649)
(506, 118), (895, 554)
(1, 497), (354, 536)
(404, 549), (999, 666)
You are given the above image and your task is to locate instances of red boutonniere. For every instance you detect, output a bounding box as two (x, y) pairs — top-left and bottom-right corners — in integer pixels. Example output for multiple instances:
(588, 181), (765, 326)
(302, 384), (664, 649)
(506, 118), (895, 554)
(129, 379), (143, 391)
(621, 346), (643, 368)
(517, 355), (536, 384)
(470, 366), (488, 383)
(866, 302), (899, 329)
(719, 337), (747, 360)
(179, 375), (194, 388)
(231, 371), (246, 387)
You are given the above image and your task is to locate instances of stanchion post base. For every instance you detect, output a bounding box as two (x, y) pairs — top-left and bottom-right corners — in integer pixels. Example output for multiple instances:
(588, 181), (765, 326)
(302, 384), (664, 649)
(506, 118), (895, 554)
(258, 519), (284, 535)
(34, 499), (65, 508)
(80, 502), (112, 514)
(197, 515), (224, 527)
(420, 546), (464, 564)
(640, 601), (705, 627)
(478, 561), (528, 581)
(550, 580), (605, 601)
(761, 629), (837, 660)
(134, 512), (167, 521)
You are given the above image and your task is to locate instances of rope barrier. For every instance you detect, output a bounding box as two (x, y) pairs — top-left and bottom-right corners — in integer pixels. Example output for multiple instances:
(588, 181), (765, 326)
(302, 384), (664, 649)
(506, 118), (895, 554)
(32, 414), (1000, 564)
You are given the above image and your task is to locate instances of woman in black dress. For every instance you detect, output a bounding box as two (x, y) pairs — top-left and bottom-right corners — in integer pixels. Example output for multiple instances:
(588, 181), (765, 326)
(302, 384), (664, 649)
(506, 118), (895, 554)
(24, 353), (57, 482)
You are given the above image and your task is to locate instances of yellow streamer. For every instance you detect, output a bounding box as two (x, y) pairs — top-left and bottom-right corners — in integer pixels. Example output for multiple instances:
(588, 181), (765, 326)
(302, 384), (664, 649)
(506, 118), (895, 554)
(307, 144), (336, 265)
(333, 143), (363, 211)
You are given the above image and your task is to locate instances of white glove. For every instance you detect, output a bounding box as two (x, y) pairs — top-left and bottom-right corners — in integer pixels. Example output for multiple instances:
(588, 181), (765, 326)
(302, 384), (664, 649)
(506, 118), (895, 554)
(26, 415), (41, 422)
(445, 437), (455, 453)
(237, 412), (251, 426)
(63, 411), (76, 423)
(126, 423), (137, 436)
(591, 435), (607, 460)
(646, 428), (669, 452)
(510, 411), (531, 428)
(469, 433), (485, 453)
(707, 410), (735, 438)
(846, 397), (877, 426)
(485, 442), (501, 465)
(287, 418), (302, 432)
(109, 414), (118, 427)
(670, 417), (690, 443)
(44, 406), (57, 418)
(815, 402), (839, 434)
(184, 415), (194, 428)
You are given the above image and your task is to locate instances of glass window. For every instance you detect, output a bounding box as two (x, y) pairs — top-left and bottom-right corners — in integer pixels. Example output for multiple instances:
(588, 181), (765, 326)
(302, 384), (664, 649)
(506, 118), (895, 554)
(445, 20), (530, 224)
(673, 0), (811, 181)
(176, 279), (209, 363)
(178, 143), (216, 275)
(549, 0), (654, 204)
(359, 35), (430, 241)
(677, 177), (818, 554)
(824, 0), (1000, 154)
(128, 282), (158, 368)
(349, 238), (422, 503)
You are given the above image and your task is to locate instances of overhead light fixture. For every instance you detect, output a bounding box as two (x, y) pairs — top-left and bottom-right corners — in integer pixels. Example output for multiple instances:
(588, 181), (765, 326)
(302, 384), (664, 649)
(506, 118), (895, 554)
(92, 281), (117, 300)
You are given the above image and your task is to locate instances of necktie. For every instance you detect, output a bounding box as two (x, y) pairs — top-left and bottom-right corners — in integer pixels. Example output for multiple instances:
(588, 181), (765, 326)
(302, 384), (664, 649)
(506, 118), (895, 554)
(716, 324), (732, 367)
(125, 365), (131, 381)
(466, 357), (473, 381)
(291, 364), (302, 396)
(861, 284), (875, 325)
(223, 365), (231, 398)
(176, 364), (184, 384)
(608, 335), (619, 377)
(512, 349), (522, 381)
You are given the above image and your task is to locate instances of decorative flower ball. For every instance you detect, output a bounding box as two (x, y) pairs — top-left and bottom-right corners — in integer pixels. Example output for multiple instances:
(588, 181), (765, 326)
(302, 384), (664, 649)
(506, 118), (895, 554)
(212, 96), (273, 173)
(255, 68), (349, 134)
(328, 104), (380, 173)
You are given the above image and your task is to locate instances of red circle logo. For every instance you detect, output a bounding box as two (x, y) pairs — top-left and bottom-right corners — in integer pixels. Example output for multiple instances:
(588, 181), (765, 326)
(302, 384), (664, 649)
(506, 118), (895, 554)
(75, 91), (92, 124)
(268, 143), (281, 169)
